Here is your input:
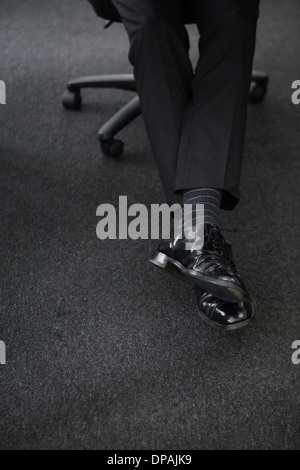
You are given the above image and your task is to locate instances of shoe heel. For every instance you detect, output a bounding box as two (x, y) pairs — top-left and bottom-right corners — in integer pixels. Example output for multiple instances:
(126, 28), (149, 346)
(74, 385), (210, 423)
(149, 251), (169, 268)
(149, 251), (190, 284)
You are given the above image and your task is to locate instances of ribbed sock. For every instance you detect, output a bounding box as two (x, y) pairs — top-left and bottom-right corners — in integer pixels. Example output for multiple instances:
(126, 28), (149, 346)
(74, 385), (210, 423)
(182, 187), (223, 230)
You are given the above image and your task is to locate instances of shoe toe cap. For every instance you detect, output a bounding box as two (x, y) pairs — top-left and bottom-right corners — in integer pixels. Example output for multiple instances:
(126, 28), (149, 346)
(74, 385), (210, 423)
(196, 288), (254, 329)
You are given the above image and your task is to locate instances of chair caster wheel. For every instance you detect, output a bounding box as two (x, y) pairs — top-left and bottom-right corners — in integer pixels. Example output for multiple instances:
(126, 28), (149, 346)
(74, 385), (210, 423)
(100, 138), (124, 158)
(249, 82), (268, 103)
(62, 90), (82, 110)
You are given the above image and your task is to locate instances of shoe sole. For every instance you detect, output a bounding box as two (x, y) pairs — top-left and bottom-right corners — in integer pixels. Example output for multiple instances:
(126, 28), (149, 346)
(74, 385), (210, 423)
(149, 250), (246, 303)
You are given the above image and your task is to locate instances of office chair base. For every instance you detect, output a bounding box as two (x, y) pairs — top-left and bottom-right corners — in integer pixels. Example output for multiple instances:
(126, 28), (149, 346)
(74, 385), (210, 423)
(62, 90), (82, 110)
(249, 71), (269, 103)
(99, 138), (124, 158)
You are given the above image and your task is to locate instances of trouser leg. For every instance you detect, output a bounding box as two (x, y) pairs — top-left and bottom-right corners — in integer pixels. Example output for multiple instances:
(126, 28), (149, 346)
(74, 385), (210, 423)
(111, 0), (193, 204)
(175, 0), (260, 210)
(111, 0), (259, 210)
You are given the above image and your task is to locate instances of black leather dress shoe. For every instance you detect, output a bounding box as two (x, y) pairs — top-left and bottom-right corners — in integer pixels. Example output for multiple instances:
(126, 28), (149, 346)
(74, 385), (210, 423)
(195, 286), (255, 330)
(149, 224), (246, 303)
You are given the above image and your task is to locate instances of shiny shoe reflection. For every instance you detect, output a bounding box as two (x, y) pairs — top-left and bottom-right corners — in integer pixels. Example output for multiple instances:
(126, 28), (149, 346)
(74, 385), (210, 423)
(195, 286), (255, 330)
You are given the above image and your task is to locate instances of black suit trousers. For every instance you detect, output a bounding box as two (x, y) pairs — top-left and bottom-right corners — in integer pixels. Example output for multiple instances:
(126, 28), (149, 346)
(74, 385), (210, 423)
(111, 0), (260, 210)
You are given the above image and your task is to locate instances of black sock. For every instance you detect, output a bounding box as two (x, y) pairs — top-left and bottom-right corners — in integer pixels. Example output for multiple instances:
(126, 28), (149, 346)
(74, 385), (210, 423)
(182, 187), (222, 229)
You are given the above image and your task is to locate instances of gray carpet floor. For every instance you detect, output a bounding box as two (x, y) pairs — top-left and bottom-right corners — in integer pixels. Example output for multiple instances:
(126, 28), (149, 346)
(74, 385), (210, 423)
(0, 0), (299, 450)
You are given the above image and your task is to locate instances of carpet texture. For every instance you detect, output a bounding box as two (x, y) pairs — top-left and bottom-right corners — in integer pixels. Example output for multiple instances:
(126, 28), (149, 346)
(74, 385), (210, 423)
(0, 0), (299, 450)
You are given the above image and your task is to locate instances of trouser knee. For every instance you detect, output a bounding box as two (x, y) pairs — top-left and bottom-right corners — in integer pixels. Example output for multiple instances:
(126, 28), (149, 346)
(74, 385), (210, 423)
(128, 15), (169, 65)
